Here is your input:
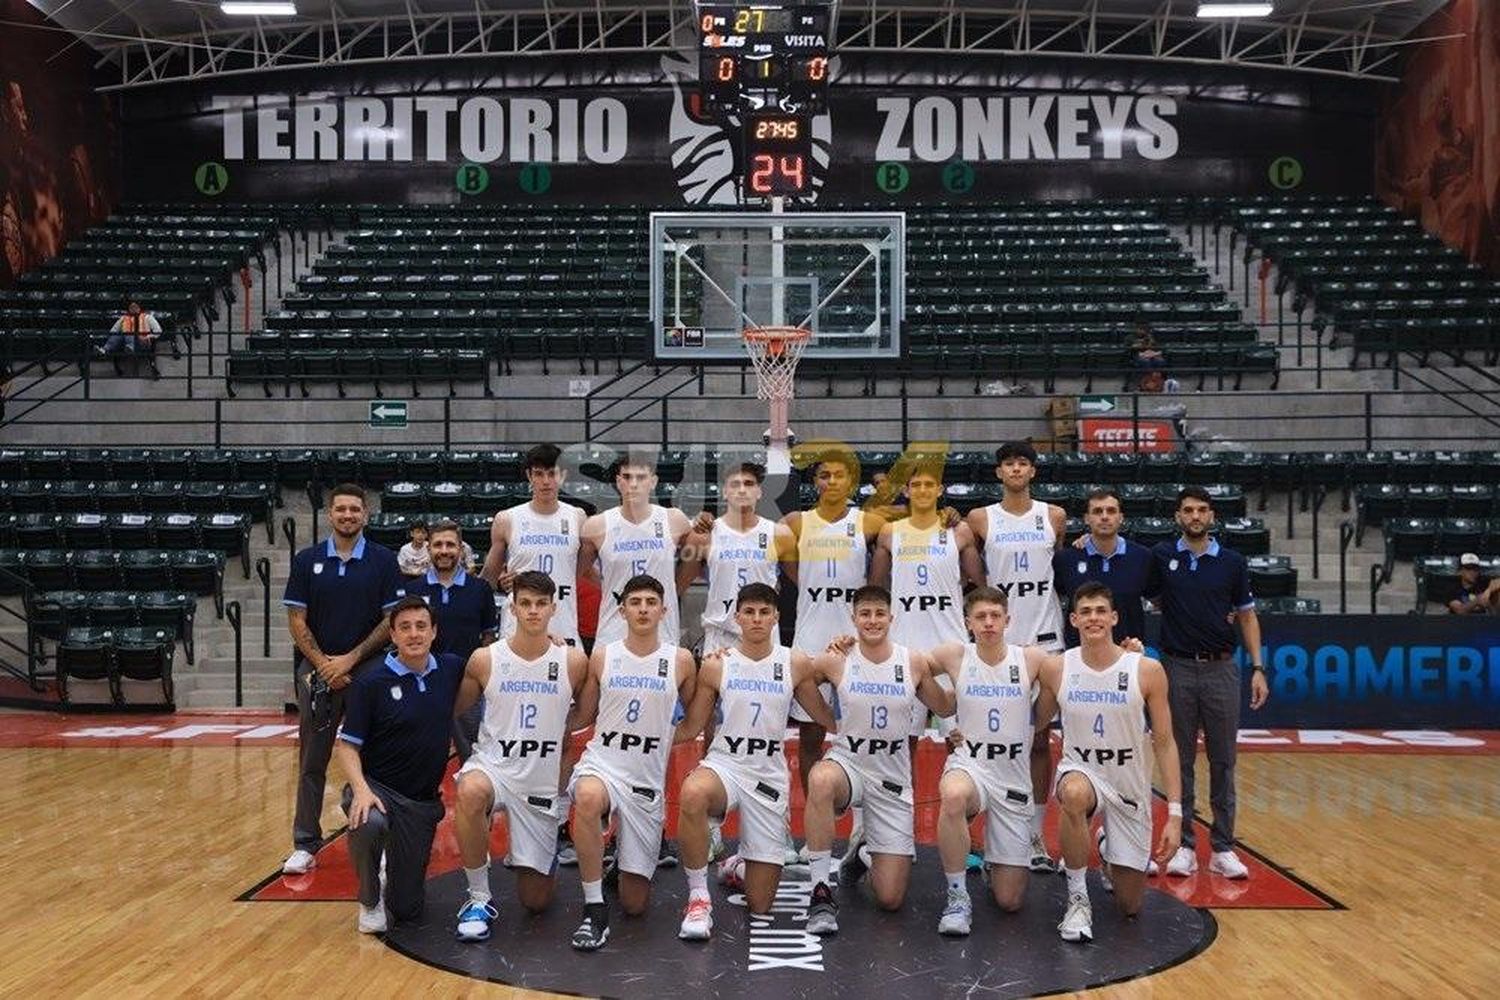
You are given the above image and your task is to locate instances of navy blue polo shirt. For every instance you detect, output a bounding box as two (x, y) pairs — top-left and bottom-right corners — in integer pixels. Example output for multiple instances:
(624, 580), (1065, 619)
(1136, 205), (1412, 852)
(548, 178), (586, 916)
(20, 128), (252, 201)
(283, 535), (403, 659)
(1053, 535), (1160, 646)
(407, 566), (498, 660)
(337, 651), (466, 801)
(1151, 538), (1255, 656)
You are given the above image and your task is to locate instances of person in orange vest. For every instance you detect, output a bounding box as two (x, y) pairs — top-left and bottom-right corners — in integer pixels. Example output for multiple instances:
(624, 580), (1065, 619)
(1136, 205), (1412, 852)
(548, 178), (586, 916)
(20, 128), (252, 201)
(98, 297), (162, 376)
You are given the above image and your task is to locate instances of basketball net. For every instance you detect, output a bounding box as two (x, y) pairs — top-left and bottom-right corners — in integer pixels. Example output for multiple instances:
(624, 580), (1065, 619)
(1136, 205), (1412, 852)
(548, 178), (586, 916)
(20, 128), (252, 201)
(742, 326), (810, 463)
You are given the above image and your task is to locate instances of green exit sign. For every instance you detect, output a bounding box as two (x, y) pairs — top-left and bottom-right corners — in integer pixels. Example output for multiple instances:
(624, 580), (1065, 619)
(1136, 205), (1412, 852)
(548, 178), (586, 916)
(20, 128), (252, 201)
(369, 400), (407, 429)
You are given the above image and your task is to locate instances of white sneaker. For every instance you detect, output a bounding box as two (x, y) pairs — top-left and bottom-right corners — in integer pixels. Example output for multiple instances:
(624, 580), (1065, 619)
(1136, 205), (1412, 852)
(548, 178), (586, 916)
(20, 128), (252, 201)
(937, 888), (972, 936)
(1146, 859), (1161, 876)
(282, 849), (316, 875)
(1058, 891), (1092, 943)
(1029, 831), (1060, 873)
(1095, 828), (1113, 894)
(357, 903), (388, 934)
(678, 896), (713, 940)
(1209, 850), (1250, 879)
(708, 822), (727, 863)
(1166, 845), (1198, 876)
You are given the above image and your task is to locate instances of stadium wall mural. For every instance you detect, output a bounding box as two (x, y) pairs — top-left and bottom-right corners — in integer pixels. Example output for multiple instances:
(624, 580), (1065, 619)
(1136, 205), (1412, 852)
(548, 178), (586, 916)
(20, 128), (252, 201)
(0, 0), (119, 289)
(119, 53), (1377, 206)
(1376, 0), (1500, 275)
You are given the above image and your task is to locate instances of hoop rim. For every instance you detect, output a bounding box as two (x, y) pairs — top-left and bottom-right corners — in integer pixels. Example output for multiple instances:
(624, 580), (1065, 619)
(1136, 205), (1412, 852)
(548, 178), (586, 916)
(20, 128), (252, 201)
(741, 325), (812, 345)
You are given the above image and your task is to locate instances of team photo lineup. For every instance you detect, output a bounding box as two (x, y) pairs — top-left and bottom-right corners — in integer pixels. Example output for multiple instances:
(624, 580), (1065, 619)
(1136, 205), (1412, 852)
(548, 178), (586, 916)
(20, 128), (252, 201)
(289, 438), (1257, 952)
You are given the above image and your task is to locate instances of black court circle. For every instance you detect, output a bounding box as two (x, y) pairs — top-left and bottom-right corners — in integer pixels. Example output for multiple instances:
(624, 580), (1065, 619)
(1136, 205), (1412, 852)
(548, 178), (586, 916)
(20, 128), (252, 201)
(383, 848), (1216, 999)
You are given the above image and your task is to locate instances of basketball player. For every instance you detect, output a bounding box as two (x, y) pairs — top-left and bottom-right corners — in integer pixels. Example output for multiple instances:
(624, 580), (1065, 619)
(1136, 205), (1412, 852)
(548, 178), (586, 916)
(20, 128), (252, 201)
(451, 572), (593, 943)
(1033, 582), (1183, 943)
(802, 585), (950, 935)
(926, 586), (1055, 935)
(579, 455), (693, 647)
(782, 449), (885, 793)
(967, 440), (1066, 873)
(481, 442), (590, 862)
(567, 575), (696, 951)
(869, 459), (985, 734)
(671, 583), (838, 940)
(676, 462), (794, 655)
(481, 443), (585, 647)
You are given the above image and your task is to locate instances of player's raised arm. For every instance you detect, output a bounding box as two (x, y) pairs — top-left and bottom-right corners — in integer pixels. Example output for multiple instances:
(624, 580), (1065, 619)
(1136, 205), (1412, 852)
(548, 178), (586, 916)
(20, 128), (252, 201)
(674, 646), (699, 716)
(1047, 503), (1067, 550)
(1031, 652), (1063, 732)
(791, 650), (838, 732)
(673, 653), (722, 744)
(956, 522), (986, 588)
(576, 513), (605, 586)
(778, 510), (802, 584)
(568, 643), (606, 732)
(480, 508), (512, 589)
(914, 650), (956, 717)
(454, 646), (492, 718)
(674, 511), (713, 595)
(1138, 656), (1183, 865)
(868, 520), (895, 589)
(965, 507), (990, 574)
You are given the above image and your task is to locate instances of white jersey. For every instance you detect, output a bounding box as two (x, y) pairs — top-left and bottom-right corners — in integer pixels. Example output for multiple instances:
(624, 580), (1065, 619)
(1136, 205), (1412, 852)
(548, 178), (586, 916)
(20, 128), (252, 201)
(501, 501), (583, 644)
(793, 508), (868, 654)
(983, 500), (1064, 650)
(701, 516), (780, 636)
(889, 519), (967, 649)
(577, 640), (682, 792)
(475, 640), (575, 799)
(947, 644), (1033, 800)
(595, 505), (680, 646)
(706, 645), (795, 791)
(1058, 647), (1151, 808)
(828, 643), (917, 792)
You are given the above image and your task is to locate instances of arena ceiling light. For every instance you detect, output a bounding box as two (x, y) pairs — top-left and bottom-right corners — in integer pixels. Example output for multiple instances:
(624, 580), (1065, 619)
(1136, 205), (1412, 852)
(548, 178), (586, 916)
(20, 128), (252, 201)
(1197, 2), (1275, 16)
(220, 1), (298, 15)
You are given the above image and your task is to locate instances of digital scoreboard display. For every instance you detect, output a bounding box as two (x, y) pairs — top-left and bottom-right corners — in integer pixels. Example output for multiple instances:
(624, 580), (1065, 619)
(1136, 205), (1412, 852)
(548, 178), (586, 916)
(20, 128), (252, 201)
(697, 4), (830, 116)
(743, 114), (813, 195)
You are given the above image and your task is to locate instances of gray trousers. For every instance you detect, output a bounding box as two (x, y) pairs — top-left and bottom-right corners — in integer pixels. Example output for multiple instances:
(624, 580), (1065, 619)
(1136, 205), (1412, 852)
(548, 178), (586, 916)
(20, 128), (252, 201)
(1162, 655), (1241, 853)
(341, 780), (445, 921)
(293, 665), (345, 852)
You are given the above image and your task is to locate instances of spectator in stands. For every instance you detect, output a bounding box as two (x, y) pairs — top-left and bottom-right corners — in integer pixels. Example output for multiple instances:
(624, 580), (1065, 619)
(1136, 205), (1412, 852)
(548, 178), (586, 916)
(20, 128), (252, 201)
(1448, 553), (1496, 614)
(281, 484), (404, 876)
(398, 521), (431, 577)
(1137, 369), (1181, 394)
(334, 596), (466, 934)
(406, 520), (499, 760)
(1056, 487), (1159, 646)
(1152, 485), (1267, 881)
(98, 298), (162, 376)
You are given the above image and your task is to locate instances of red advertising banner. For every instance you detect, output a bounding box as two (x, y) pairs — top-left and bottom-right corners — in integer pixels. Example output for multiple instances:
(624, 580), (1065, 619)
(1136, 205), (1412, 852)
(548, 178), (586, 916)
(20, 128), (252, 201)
(1079, 417), (1179, 453)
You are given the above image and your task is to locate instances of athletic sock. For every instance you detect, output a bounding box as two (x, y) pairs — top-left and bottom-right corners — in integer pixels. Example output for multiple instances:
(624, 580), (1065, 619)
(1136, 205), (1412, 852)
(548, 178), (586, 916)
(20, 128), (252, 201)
(465, 862), (491, 904)
(685, 865), (710, 901)
(1030, 805), (1046, 839)
(1065, 866), (1087, 897)
(944, 871), (966, 894)
(582, 879), (604, 905)
(808, 849), (832, 888)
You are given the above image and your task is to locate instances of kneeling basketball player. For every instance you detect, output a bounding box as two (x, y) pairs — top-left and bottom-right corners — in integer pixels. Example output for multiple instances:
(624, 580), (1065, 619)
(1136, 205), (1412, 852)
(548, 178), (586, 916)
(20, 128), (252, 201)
(567, 575), (696, 951)
(451, 572), (593, 942)
(671, 583), (837, 940)
(1033, 582), (1182, 943)
(928, 586), (1052, 935)
(802, 585), (950, 935)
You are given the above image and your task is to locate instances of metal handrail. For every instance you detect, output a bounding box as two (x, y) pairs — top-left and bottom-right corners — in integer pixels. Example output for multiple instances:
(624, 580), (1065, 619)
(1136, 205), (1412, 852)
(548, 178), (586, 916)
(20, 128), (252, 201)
(1337, 521), (1355, 614)
(255, 557), (272, 657)
(225, 600), (243, 708)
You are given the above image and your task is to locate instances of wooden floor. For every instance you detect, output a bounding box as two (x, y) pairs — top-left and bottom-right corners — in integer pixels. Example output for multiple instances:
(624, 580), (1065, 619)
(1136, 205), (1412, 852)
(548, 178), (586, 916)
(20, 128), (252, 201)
(1, 740), (1496, 998)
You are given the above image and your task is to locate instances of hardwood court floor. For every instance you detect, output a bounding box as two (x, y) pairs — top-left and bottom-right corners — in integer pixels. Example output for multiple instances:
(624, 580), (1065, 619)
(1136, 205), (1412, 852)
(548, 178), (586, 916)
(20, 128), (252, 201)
(0, 735), (1495, 998)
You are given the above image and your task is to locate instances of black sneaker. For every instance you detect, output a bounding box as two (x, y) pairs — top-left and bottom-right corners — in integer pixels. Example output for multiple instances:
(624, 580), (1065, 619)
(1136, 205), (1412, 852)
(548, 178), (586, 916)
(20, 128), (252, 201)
(807, 882), (839, 935)
(657, 835), (679, 869)
(572, 902), (610, 951)
(837, 838), (868, 886)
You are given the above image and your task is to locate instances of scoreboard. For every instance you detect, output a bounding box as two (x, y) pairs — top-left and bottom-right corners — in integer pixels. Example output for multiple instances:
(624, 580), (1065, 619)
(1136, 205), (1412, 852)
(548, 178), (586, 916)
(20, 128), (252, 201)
(697, 4), (830, 199)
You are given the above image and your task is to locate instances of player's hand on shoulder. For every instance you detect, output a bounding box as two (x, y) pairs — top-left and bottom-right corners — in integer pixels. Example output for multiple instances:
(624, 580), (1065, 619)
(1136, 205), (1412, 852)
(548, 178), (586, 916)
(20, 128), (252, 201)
(691, 510), (715, 535)
(496, 568), (517, 593)
(944, 728), (965, 752)
(1121, 636), (1145, 653)
(940, 506), (962, 529)
(825, 634), (857, 655)
(546, 632), (569, 647)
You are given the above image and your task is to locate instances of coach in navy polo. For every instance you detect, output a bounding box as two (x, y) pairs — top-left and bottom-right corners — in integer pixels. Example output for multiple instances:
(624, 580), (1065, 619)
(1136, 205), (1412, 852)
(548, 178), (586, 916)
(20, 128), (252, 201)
(406, 519), (498, 760)
(1053, 486), (1158, 645)
(1151, 485), (1268, 882)
(334, 596), (467, 933)
(281, 483), (404, 876)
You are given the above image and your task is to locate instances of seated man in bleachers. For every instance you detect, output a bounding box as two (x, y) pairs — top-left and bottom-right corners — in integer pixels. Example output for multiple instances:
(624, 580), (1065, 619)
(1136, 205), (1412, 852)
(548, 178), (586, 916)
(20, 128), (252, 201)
(97, 297), (162, 378)
(1448, 554), (1498, 615)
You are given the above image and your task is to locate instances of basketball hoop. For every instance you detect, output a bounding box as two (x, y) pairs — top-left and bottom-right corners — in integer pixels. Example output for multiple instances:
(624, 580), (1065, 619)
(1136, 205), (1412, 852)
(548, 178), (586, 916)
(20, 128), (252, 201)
(743, 325), (811, 454)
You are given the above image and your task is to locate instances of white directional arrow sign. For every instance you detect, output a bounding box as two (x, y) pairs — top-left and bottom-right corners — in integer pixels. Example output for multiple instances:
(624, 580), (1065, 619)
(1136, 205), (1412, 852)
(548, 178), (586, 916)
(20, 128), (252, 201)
(369, 400), (408, 428)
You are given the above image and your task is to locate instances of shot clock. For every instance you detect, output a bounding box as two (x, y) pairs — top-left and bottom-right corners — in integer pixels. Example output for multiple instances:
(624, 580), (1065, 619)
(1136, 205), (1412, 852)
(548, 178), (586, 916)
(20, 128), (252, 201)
(744, 114), (813, 195)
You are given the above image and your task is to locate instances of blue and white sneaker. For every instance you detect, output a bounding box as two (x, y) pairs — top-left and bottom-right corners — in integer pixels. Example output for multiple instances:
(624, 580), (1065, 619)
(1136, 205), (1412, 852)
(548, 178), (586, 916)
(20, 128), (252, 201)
(456, 898), (499, 942)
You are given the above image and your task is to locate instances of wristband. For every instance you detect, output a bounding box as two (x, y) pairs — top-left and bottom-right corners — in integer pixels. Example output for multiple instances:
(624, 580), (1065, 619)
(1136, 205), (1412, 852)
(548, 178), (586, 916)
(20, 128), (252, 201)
(1167, 802), (1183, 819)
(1250, 664), (1266, 673)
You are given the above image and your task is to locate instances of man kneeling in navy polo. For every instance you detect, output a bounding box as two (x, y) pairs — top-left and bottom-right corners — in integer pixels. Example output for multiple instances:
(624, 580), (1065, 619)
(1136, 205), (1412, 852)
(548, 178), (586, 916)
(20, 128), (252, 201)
(333, 596), (466, 933)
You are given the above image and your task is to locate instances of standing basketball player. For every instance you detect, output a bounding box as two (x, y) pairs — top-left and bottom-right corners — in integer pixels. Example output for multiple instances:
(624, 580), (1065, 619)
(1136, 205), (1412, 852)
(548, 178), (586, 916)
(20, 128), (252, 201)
(967, 440), (1066, 873)
(580, 456), (693, 647)
(671, 583), (837, 939)
(782, 449), (884, 792)
(929, 586), (1053, 935)
(676, 462), (794, 654)
(802, 586), (950, 935)
(567, 575), (696, 951)
(1033, 582), (1182, 943)
(451, 572), (593, 942)
(481, 443), (585, 647)
(869, 460), (984, 734)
